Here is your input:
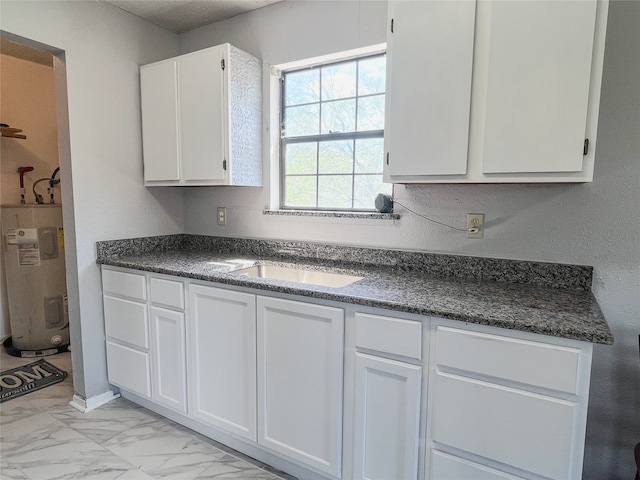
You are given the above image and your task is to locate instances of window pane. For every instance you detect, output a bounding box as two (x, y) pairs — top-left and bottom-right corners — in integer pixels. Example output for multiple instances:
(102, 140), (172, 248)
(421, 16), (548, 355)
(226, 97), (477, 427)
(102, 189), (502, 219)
(318, 175), (353, 208)
(280, 53), (386, 211)
(357, 94), (385, 132)
(285, 176), (317, 207)
(355, 138), (384, 173)
(358, 56), (386, 95)
(321, 62), (356, 101)
(285, 143), (317, 174)
(284, 104), (319, 137)
(354, 175), (392, 209)
(285, 69), (320, 106)
(321, 99), (356, 134)
(319, 140), (354, 174)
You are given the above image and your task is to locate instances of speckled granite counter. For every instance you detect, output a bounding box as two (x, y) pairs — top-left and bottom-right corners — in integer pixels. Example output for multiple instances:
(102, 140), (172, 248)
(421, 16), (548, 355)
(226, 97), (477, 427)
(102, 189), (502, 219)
(96, 234), (613, 345)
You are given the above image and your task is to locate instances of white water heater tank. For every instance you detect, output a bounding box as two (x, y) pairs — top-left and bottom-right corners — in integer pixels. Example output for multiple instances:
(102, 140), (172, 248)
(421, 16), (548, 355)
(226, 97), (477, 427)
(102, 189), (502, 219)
(1, 205), (70, 353)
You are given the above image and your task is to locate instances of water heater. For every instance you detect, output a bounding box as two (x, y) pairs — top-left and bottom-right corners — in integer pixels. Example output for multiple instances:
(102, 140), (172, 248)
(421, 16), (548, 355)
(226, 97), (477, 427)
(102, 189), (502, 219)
(1, 205), (70, 356)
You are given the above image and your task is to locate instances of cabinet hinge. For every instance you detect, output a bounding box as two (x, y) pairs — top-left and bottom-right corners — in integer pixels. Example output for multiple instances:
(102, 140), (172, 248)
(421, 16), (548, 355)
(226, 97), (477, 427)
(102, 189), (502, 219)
(583, 138), (589, 156)
(391, 19), (394, 33)
(223, 159), (227, 171)
(221, 58), (225, 70)
(386, 152), (390, 165)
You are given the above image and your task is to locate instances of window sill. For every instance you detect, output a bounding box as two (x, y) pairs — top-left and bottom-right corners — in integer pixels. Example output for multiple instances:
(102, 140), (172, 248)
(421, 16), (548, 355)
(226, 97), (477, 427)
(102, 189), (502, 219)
(263, 209), (400, 220)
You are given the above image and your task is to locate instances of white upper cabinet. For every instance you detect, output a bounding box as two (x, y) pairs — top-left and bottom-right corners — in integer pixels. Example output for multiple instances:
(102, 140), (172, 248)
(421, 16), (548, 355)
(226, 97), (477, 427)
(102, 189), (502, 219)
(384, 0), (476, 177)
(141, 44), (262, 186)
(384, 0), (608, 183)
(479, 0), (598, 176)
(140, 61), (180, 182)
(179, 48), (226, 183)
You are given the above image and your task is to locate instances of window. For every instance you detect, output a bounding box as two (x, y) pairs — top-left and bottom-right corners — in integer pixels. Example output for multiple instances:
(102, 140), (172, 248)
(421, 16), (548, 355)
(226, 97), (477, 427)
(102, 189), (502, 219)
(280, 53), (392, 211)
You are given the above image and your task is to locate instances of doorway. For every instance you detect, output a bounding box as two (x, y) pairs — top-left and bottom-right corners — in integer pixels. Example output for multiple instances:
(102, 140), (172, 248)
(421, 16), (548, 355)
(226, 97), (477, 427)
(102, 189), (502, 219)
(1, 34), (77, 393)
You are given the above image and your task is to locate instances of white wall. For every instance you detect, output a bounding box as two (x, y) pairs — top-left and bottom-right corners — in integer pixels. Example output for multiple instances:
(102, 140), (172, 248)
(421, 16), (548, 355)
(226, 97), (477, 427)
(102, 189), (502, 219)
(0, 0), (182, 400)
(180, 1), (640, 478)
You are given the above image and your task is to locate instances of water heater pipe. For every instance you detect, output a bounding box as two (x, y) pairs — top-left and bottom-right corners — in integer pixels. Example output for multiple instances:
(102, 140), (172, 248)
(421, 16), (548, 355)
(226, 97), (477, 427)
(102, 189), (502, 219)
(49, 167), (60, 203)
(32, 178), (50, 204)
(17, 166), (34, 204)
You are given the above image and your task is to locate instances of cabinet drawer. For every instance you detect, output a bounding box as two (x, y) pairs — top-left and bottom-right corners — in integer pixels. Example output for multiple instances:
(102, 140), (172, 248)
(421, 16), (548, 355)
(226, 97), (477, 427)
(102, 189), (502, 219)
(434, 326), (581, 394)
(104, 296), (149, 349)
(432, 372), (575, 480)
(150, 277), (184, 309)
(102, 269), (147, 301)
(355, 313), (422, 360)
(430, 450), (525, 480)
(106, 341), (151, 398)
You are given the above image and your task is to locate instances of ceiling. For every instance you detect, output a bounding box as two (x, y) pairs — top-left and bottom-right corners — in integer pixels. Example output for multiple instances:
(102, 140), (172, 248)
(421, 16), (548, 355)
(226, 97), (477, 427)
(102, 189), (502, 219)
(102, 0), (284, 34)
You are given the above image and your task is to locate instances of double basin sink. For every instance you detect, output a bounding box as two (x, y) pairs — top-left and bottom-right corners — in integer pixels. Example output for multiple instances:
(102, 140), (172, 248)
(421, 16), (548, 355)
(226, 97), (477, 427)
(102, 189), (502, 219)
(230, 264), (363, 288)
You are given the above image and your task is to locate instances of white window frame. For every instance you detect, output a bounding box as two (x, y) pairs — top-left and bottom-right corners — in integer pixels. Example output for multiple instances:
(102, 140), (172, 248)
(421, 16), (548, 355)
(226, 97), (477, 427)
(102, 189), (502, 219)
(269, 44), (388, 213)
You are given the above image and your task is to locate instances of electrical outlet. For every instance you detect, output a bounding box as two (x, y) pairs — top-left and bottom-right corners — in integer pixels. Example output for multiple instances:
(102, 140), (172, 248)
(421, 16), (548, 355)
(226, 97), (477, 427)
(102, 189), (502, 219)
(217, 207), (227, 226)
(466, 213), (484, 239)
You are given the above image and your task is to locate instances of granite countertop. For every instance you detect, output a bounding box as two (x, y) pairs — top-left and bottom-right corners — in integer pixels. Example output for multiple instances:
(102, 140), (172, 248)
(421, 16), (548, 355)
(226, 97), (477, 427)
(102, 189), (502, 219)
(96, 234), (613, 345)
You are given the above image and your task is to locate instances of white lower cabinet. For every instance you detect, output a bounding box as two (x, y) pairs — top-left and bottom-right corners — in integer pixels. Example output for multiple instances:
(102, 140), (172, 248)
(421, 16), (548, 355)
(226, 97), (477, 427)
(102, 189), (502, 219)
(105, 341), (151, 397)
(426, 320), (592, 480)
(349, 312), (423, 480)
(149, 306), (187, 413)
(188, 284), (257, 441)
(353, 353), (422, 480)
(102, 268), (151, 398)
(187, 289), (344, 475)
(148, 275), (187, 413)
(429, 450), (525, 480)
(102, 268), (186, 406)
(102, 268), (595, 480)
(431, 372), (575, 479)
(257, 296), (344, 478)
(103, 296), (149, 348)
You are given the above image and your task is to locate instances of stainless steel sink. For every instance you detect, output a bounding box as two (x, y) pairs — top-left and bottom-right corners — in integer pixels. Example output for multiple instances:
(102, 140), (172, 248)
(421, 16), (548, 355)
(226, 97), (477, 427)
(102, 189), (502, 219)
(230, 264), (363, 288)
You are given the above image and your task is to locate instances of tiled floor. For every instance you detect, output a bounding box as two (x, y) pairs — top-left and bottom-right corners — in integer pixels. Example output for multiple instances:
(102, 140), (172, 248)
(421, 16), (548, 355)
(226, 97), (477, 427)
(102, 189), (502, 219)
(0, 348), (295, 480)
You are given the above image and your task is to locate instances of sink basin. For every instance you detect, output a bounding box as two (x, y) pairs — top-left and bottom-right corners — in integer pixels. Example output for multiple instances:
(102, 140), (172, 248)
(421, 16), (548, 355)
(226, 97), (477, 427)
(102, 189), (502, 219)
(230, 264), (363, 288)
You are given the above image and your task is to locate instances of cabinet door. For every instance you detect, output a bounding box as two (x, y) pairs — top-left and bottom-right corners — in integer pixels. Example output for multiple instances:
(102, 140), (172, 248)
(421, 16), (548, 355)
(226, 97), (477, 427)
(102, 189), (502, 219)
(189, 284), (257, 441)
(480, 0), (597, 173)
(353, 353), (421, 480)
(257, 297), (344, 477)
(150, 306), (187, 413)
(140, 60), (180, 181)
(385, 0), (476, 177)
(179, 46), (227, 182)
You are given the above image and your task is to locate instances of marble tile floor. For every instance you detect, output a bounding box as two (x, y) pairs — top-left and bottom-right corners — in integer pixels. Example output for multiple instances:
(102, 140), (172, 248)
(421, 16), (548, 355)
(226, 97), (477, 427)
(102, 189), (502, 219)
(0, 348), (296, 480)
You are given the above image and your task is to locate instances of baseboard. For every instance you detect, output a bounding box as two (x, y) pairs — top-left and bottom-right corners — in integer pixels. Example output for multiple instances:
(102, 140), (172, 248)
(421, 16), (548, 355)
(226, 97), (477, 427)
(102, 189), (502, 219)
(69, 390), (120, 413)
